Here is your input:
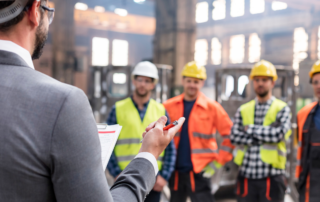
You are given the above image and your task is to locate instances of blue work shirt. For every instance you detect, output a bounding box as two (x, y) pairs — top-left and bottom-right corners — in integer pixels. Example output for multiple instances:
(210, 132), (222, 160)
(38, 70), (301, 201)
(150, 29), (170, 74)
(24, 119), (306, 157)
(314, 104), (320, 130)
(106, 97), (176, 181)
(175, 99), (196, 173)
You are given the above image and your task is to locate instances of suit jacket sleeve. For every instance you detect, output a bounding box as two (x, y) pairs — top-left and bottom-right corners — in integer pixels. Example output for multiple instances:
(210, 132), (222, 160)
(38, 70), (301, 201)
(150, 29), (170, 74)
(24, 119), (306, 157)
(50, 88), (156, 202)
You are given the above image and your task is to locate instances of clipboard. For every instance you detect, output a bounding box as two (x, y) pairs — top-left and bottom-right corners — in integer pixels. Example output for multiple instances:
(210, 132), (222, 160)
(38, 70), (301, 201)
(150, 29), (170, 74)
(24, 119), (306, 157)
(97, 124), (122, 170)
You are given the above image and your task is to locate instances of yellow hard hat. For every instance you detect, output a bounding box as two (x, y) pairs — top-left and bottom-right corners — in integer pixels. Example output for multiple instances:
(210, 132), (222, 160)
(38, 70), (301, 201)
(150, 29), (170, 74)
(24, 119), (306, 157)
(309, 60), (320, 78)
(181, 61), (207, 80)
(250, 60), (278, 81)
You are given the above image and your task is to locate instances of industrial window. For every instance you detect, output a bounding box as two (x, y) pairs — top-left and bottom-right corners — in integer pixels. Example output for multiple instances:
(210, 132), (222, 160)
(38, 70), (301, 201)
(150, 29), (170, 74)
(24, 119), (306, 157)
(112, 40), (129, 66)
(238, 75), (249, 97)
(318, 27), (320, 59)
(75, 2), (88, 10)
(195, 39), (208, 66)
(211, 37), (222, 65)
(230, 0), (245, 17)
(272, 1), (287, 11)
(92, 37), (109, 66)
(293, 27), (308, 71)
(230, 35), (245, 64)
(222, 75), (234, 100)
(212, 0), (226, 21)
(250, 0), (265, 14)
(196, 2), (208, 23)
(248, 33), (261, 63)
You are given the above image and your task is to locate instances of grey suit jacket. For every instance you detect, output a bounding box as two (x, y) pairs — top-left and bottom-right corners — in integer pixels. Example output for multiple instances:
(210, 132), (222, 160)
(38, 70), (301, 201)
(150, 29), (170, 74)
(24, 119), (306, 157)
(0, 50), (156, 202)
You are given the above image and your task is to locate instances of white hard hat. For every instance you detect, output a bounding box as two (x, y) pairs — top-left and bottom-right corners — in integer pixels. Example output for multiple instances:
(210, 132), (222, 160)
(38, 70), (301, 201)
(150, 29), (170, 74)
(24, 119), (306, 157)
(132, 61), (159, 84)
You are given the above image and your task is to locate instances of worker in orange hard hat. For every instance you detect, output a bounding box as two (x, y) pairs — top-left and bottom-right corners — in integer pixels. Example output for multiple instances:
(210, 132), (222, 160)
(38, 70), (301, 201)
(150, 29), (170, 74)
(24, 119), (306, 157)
(163, 61), (234, 202)
(231, 60), (292, 202)
(296, 60), (320, 202)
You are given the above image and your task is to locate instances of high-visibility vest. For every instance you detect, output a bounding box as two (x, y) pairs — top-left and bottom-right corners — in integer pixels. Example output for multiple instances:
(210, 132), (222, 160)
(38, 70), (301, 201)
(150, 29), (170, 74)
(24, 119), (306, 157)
(163, 92), (234, 174)
(296, 102), (318, 178)
(114, 98), (166, 170)
(234, 99), (292, 170)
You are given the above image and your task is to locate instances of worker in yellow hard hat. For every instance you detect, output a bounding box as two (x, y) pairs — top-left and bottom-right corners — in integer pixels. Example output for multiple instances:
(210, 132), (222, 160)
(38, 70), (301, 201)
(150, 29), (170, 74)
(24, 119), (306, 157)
(163, 61), (234, 202)
(296, 60), (320, 202)
(231, 60), (292, 202)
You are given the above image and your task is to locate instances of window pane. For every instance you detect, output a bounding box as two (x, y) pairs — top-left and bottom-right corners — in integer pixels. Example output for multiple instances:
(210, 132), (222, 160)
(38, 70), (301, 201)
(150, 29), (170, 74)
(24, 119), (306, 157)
(238, 75), (249, 97)
(230, 35), (245, 64)
(221, 75), (234, 100)
(195, 39), (208, 66)
(212, 0), (226, 21)
(272, 1), (287, 11)
(112, 40), (129, 66)
(248, 33), (261, 63)
(250, 0), (265, 14)
(231, 0), (245, 17)
(293, 27), (308, 71)
(92, 37), (109, 66)
(107, 71), (128, 98)
(196, 2), (208, 23)
(211, 37), (222, 65)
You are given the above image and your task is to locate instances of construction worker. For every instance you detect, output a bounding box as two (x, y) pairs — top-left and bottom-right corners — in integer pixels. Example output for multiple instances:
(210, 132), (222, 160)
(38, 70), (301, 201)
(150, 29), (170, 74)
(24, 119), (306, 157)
(231, 60), (292, 202)
(296, 60), (320, 202)
(106, 61), (176, 202)
(163, 61), (234, 202)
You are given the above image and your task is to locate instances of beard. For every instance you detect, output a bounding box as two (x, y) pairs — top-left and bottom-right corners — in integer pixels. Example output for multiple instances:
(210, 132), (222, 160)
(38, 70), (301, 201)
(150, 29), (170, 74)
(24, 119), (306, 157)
(135, 88), (149, 98)
(255, 89), (269, 98)
(32, 17), (48, 60)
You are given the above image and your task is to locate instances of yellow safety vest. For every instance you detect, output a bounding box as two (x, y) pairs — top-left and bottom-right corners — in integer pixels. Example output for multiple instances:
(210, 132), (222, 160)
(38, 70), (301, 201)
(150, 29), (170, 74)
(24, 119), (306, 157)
(234, 99), (292, 170)
(115, 97), (166, 170)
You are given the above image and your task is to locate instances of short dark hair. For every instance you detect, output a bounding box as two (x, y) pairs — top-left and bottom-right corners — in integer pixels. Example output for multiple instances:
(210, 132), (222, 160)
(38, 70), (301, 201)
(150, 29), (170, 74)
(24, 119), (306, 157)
(0, 0), (45, 32)
(310, 72), (320, 84)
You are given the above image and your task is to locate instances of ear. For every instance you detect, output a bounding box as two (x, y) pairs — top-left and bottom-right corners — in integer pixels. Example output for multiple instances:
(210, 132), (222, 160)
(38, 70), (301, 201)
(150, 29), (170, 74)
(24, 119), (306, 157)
(28, 0), (41, 28)
(198, 79), (204, 87)
(150, 83), (156, 90)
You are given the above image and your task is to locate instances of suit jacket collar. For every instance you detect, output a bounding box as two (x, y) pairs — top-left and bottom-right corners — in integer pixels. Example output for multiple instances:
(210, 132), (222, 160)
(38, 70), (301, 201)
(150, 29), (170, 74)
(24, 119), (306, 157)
(0, 50), (31, 69)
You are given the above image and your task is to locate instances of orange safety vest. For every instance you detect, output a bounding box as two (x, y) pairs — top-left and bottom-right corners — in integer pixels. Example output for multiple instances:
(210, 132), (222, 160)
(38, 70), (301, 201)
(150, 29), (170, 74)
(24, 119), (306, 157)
(163, 92), (234, 173)
(296, 102), (318, 178)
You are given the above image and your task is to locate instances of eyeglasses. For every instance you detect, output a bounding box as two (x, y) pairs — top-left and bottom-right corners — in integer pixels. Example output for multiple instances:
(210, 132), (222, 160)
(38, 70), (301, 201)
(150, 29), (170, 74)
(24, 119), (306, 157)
(24, 4), (55, 25)
(41, 5), (55, 25)
(135, 78), (153, 84)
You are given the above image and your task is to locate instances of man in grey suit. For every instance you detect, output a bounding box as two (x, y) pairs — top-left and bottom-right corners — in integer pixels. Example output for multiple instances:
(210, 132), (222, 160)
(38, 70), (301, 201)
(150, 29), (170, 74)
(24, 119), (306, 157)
(0, 0), (185, 202)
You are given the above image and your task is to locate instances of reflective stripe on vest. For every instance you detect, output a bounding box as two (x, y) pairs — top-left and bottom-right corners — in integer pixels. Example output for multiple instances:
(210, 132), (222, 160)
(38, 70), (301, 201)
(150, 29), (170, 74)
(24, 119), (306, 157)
(115, 98), (166, 170)
(192, 148), (218, 154)
(234, 99), (292, 169)
(193, 132), (215, 139)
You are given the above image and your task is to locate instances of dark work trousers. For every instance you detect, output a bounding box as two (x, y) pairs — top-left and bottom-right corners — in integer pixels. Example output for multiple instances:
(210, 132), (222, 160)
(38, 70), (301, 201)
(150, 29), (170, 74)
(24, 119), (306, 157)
(145, 190), (161, 202)
(236, 175), (286, 202)
(298, 119), (320, 202)
(169, 171), (215, 202)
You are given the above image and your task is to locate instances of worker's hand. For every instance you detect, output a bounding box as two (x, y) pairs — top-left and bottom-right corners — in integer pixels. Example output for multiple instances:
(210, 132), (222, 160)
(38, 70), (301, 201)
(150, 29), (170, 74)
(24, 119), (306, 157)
(139, 116), (185, 160)
(153, 175), (167, 192)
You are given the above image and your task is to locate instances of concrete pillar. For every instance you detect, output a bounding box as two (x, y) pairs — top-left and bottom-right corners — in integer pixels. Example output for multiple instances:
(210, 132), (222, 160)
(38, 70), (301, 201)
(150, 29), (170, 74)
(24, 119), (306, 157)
(154, 0), (197, 91)
(51, 0), (76, 84)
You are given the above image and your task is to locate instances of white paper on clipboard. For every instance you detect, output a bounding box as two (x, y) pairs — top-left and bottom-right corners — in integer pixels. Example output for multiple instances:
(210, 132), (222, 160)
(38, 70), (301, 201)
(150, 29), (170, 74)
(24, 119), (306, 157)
(97, 124), (122, 171)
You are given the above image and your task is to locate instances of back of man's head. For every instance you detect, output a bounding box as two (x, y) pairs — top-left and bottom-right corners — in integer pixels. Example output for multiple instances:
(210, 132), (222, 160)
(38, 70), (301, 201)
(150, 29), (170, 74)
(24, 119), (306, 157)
(0, 0), (45, 32)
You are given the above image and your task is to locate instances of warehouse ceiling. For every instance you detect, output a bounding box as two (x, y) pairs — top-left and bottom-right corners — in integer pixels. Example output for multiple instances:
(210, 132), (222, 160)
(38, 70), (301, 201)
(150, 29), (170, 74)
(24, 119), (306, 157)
(81, 0), (155, 17)
(265, 0), (320, 11)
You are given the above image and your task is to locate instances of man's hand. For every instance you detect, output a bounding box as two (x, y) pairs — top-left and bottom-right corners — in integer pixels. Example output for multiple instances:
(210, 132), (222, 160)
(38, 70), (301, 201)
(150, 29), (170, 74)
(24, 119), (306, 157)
(153, 175), (167, 192)
(139, 116), (185, 160)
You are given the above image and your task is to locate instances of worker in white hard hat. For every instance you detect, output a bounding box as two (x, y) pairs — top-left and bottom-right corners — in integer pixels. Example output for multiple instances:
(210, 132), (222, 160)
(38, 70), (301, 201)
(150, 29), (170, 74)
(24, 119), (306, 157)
(107, 61), (176, 202)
